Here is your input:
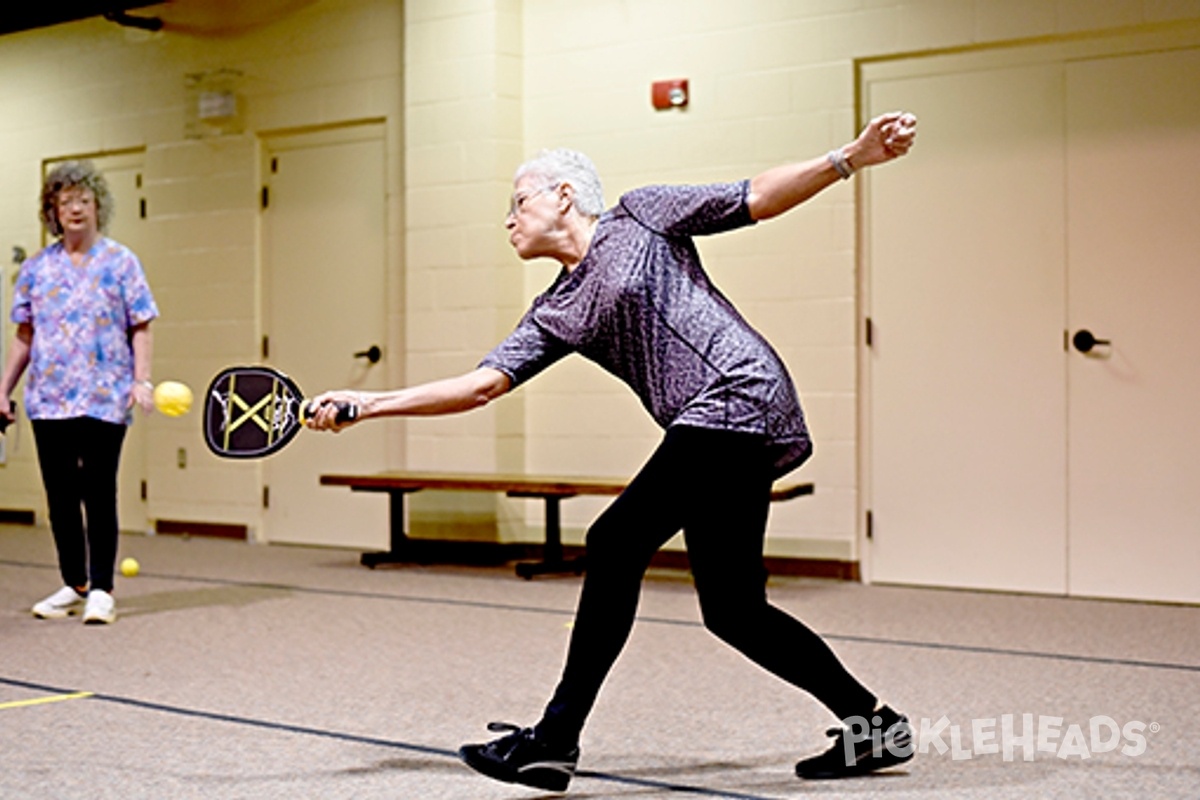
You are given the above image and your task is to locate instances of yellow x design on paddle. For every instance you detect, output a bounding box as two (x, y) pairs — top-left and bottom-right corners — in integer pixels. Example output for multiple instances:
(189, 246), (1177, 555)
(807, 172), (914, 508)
(227, 392), (273, 434)
(220, 374), (288, 452)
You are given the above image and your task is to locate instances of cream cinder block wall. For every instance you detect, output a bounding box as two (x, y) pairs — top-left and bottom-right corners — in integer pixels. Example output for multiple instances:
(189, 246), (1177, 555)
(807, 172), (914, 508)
(402, 0), (531, 536)
(5, 0), (1198, 561)
(0, 0), (405, 534)
(404, 0), (1200, 561)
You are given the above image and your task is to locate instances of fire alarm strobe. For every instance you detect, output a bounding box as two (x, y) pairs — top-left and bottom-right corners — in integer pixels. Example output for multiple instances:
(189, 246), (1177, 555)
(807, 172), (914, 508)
(652, 79), (689, 110)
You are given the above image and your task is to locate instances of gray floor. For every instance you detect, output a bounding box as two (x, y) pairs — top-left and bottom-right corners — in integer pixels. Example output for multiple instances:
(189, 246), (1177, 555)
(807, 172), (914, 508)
(1, 523), (1197, 799)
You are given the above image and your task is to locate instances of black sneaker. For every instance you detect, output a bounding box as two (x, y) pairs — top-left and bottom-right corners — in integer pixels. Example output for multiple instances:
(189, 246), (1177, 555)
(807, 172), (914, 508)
(795, 705), (914, 780)
(459, 722), (579, 792)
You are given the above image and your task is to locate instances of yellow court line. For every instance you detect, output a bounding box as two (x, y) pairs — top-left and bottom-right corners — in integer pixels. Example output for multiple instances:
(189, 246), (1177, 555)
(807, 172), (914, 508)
(0, 691), (94, 711)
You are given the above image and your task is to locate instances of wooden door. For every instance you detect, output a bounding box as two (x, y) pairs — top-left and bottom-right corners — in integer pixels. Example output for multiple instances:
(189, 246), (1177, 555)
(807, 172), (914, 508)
(1064, 48), (1200, 603)
(261, 125), (389, 548)
(45, 152), (151, 535)
(864, 64), (1069, 593)
(865, 43), (1200, 603)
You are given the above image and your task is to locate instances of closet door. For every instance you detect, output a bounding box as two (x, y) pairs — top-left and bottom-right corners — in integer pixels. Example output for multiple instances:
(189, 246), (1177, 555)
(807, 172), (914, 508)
(1065, 48), (1200, 603)
(865, 43), (1200, 602)
(261, 125), (389, 549)
(865, 64), (1069, 593)
(44, 152), (151, 535)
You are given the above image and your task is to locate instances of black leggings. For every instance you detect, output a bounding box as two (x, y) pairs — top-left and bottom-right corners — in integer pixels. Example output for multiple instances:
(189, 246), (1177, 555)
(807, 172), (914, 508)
(537, 425), (876, 745)
(32, 417), (127, 594)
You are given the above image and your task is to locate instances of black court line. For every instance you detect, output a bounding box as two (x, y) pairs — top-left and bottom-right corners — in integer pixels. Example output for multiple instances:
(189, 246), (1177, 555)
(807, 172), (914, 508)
(0, 675), (778, 800)
(0, 675), (446, 757)
(820, 633), (1200, 673)
(4, 558), (1198, 674)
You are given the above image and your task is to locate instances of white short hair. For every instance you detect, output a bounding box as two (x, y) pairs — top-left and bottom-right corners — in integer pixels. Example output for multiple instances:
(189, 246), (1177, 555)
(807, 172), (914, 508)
(514, 149), (605, 218)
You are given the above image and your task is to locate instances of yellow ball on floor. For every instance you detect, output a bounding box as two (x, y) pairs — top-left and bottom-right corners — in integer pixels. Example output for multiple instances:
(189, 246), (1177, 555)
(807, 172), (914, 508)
(120, 557), (140, 578)
(153, 381), (193, 417)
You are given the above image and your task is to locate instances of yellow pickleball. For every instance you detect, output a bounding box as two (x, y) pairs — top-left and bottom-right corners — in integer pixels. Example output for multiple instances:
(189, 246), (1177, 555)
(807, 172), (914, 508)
(120, 557), (140, 577)
(153, 381), (193, 417)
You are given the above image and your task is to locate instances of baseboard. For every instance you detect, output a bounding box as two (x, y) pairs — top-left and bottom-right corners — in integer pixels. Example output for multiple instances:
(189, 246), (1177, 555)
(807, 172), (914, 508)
(643, 548), (859, 581)
(763, 555), (860, 581)
(537, 546), (859, 581)
(155, 519), (248, 540)
(377, 539), (858, 581)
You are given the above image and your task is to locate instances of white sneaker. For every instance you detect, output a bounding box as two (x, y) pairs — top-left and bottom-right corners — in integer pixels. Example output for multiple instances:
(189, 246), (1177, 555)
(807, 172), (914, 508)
(32, 586), (86, 619)
(83, 590), (116, 625)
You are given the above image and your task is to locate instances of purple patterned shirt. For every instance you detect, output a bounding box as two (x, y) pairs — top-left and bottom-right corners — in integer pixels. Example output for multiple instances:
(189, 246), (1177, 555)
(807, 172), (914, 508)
(11, 237), (158, 425)
(481, 181), (811, 477)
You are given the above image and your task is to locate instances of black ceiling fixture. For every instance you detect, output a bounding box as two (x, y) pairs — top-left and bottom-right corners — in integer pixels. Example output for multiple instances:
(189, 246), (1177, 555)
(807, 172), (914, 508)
(1, 2), (163, 37)
(104, 10), (164, 31)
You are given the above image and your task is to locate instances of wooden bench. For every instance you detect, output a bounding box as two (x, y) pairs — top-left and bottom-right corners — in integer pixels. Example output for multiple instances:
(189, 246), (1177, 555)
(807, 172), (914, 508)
(319, 470), (813, 579)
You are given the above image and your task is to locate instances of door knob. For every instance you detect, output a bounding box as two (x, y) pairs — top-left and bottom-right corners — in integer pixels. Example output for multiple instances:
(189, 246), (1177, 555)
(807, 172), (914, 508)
(354, 344), (382, 364)
(1072, 329), (1110, 354)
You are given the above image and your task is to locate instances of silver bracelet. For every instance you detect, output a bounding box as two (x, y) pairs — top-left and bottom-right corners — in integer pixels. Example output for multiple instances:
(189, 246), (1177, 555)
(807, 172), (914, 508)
(828, 148), (854, 180)
(137, 380), (154, 391)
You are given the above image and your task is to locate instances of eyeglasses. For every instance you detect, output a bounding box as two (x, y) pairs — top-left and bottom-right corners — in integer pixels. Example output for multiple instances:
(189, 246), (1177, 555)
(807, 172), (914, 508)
(507, 183), (559, 218)
(56, 190), (95, 210)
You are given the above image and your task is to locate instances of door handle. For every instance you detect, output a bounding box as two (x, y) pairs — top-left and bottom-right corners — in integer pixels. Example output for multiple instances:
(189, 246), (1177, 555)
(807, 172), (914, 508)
(1072, 329), (1110, 354)
(354, 344), (382, 364)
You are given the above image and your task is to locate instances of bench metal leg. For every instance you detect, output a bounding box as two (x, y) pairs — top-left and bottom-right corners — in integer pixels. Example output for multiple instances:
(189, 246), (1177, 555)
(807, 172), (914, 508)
(515, 496), (587, 579)
(360, 489), (517, 569)
(360, 490), (416, 568)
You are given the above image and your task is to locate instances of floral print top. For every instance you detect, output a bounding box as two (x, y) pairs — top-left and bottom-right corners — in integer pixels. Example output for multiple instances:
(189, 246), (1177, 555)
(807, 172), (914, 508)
(11, 237), (158, 424)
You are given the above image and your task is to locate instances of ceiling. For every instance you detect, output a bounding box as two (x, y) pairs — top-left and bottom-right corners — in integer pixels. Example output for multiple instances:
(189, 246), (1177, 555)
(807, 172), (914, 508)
(1, 2), (160, 36)
(1, 0), (320, 38)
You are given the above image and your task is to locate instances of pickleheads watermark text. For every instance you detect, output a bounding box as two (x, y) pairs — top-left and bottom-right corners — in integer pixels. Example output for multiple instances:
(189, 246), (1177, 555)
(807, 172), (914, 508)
(843, 714), (1157, 765)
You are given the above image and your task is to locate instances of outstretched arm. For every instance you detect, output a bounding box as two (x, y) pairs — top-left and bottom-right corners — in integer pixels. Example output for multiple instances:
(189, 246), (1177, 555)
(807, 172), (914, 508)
(305, 366), (512, 431)
(747, 111), (917, 221)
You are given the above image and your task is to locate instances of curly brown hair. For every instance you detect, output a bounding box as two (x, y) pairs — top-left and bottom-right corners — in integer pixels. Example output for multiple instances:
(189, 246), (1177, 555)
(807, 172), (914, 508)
(40, 160), (114, 237)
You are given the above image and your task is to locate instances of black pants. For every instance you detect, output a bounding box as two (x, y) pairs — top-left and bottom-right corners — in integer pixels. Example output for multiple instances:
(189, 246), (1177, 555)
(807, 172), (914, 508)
(537, 426), (876, 745)
(31, 418), (127, 594)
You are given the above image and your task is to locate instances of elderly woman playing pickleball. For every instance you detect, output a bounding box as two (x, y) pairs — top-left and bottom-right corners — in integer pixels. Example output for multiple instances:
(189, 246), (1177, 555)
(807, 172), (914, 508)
(309, 112), (918, 789)
(0, 160), (159, 625)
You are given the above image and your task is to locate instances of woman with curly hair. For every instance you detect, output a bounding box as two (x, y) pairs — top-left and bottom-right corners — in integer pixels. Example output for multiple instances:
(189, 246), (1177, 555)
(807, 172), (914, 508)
(0, 160), (159, 624)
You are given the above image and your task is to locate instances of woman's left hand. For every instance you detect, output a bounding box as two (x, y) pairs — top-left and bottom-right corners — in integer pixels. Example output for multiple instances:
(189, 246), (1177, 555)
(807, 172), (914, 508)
(131, 381), (155, 414)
